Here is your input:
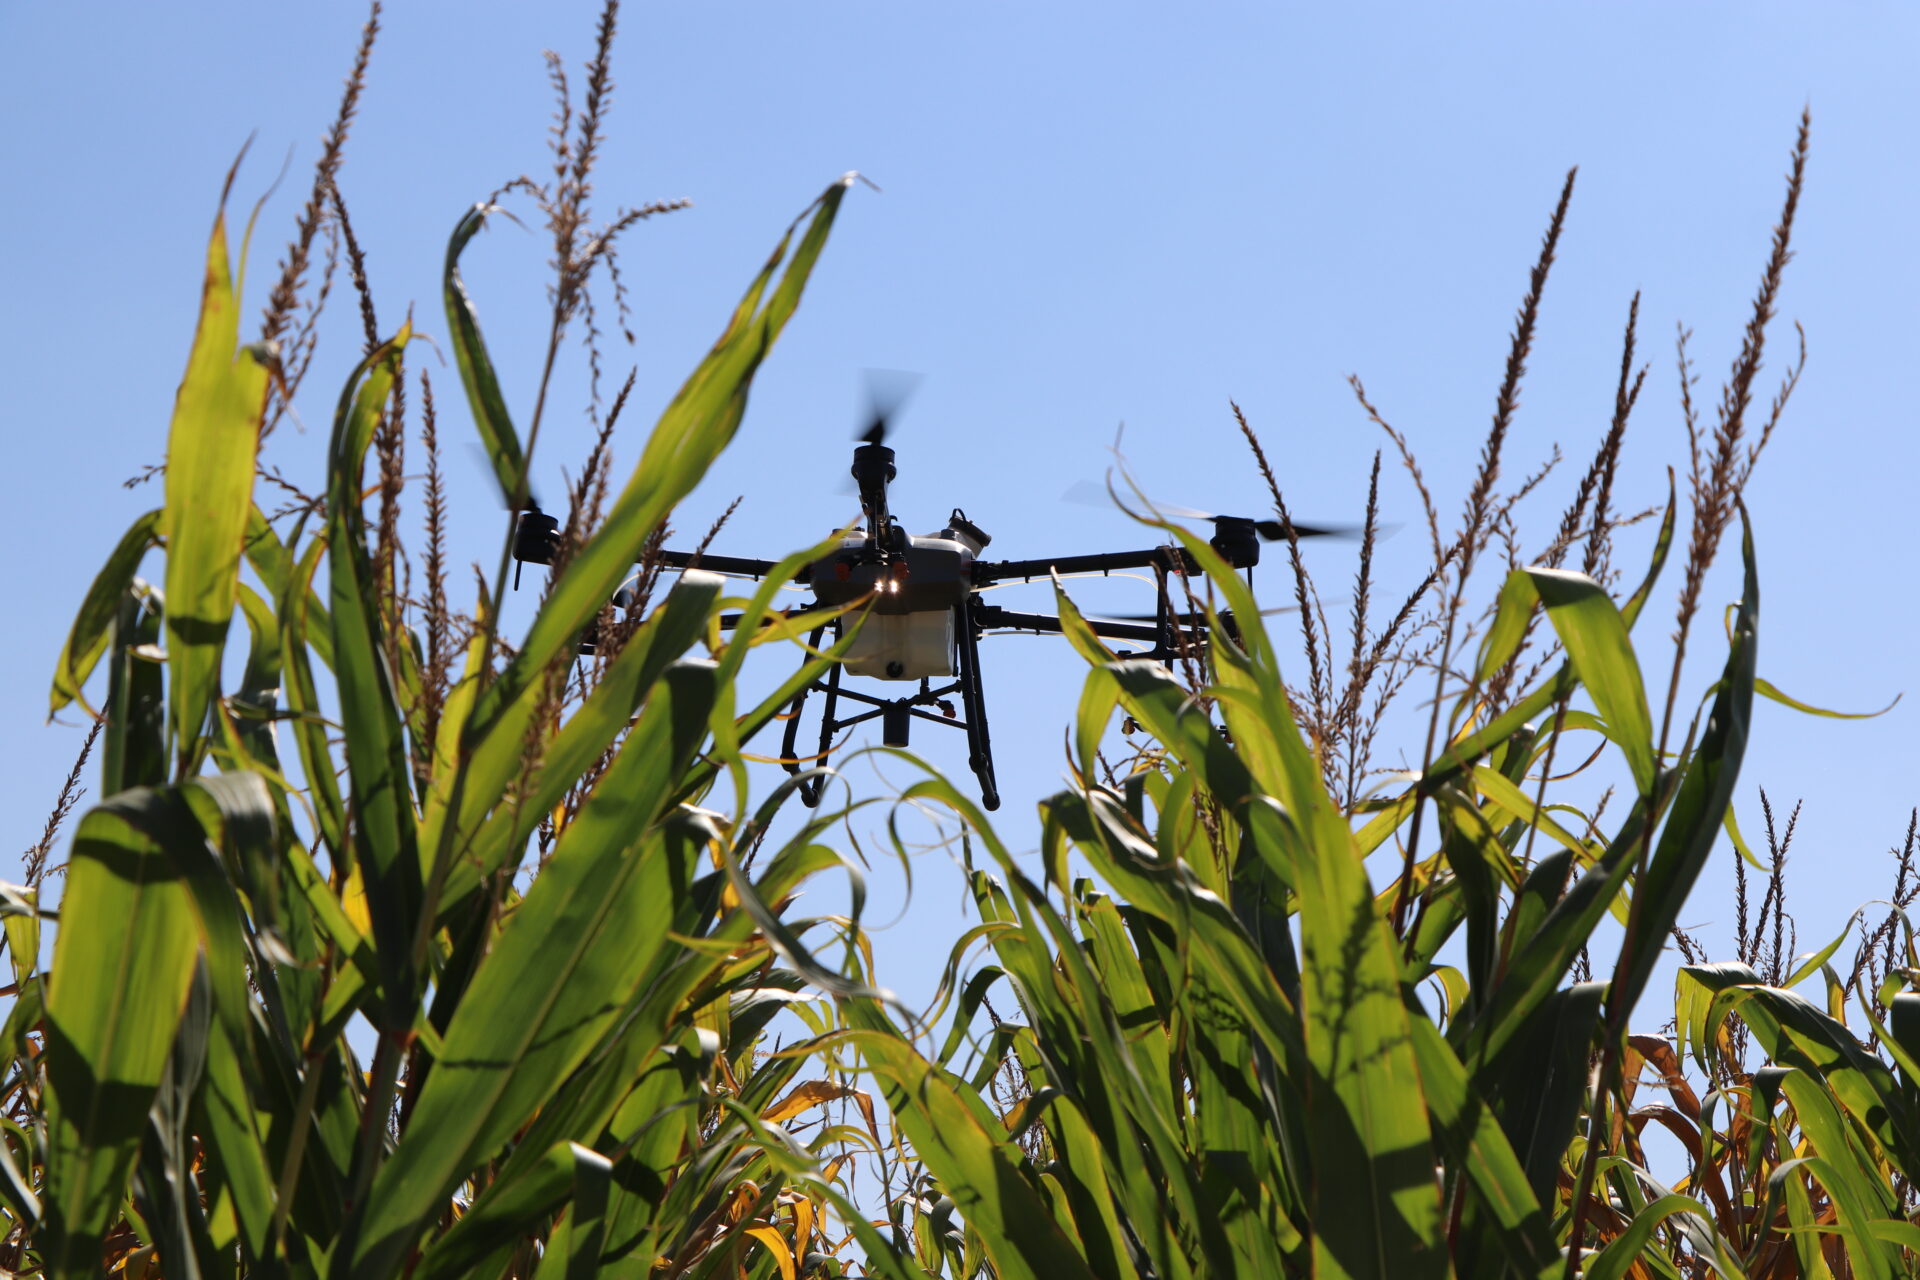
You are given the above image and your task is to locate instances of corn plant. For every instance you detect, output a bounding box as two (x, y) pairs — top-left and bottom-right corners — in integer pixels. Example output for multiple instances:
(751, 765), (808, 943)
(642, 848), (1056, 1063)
(0, 6), (922, 1277)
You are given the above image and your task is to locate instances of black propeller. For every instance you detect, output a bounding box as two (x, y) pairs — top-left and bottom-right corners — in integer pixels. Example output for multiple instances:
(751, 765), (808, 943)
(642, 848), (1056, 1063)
(855, 368), (920, 447)
(849, 371), (919, 543)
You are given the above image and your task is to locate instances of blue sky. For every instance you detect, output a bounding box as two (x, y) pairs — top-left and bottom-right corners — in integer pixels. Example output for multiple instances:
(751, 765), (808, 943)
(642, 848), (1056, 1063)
(3, 1), (1917, 1013)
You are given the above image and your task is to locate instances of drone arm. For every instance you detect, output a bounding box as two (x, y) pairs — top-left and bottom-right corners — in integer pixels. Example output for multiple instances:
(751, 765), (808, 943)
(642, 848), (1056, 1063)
(508, 526), (789, 582)
(715, 606), (838, 632)
(971, 603), (1182, 646)
(652, 548), (789, 580)
(972, 546), (1195, 585)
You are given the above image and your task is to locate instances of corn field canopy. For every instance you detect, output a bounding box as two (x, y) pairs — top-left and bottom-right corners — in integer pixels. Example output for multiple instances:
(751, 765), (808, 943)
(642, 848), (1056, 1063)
(4, 5), (1918, 1278)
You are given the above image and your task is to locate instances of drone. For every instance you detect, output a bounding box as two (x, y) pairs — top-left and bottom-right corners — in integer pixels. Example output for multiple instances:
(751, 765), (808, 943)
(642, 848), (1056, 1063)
(511, 399), (1341, 810)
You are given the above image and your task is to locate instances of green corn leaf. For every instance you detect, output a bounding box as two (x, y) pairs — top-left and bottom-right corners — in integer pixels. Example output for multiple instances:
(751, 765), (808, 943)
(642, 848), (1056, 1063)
(1753, 676), (1898, 719)
(278, 536), (347, 860)
(1784, 913), (1861, 988)
(427, 567), (723, 909)
(1435, 786), (1510, 1002)
(415, 833), (827, 1280)
(323, 325), (419, 1021)
(231, 582), (285, 773)
(347, 664), (719, 1278)
(42, 789), (205, 1279)
(1456, 786), (1658, 1065)
(162, 204), (276, 778)
(424, 182), (850, 963)
(0, 1104), (39, 1230)
(1422, 480), (1676, 791)
(960, 785), (1249, 1274)
(1041, 791), (1311, 1272)
(1721, 804), (1770, 872)
(1611, 509), (1759, 1017)
(1473, 566), (1541, 686)
(172, 772), (275, 1063)
(1074, 532), (1450, 1280)
(1407, 1016), (1562, 1280)
(1523, 566), (1656, 796)
(51, 509), (161, 717)
(195, 1012), (278, 1267)
(103, 585), (167, 795)
(1076, 893), (1174, 1116)
(1867, 1218), (1920, 1251)
(1492, 983), (1605, 1204)
(1022, 1089), (1140, 1278)
(1584, 1194), (1722, 1280)
(1471, 766), (1588, 864)
(1781, 1070), (1898, 1219)
(530, 1145), (613, 1280)
(1682, 964), (1920, 1179)
(1797, 1153), (1901, 1280)
(463, 178), (851, 787)
(842, 1023), (1101, 1280)
(242, 506), (333, 670)
(442, 204), (527, 506)
(131, 961), (222, 1280)
(1, 886), (38, 990)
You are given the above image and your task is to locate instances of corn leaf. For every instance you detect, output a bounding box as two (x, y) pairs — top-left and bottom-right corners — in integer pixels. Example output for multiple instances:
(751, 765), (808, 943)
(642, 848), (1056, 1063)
(462, 179), (851, 791)
(442, 205), (527, 506)
(1523, 566), (1655, 797)
(42, 789), (204, 1279)
(50, 509), (161, 717)
(1611, 511), (1759, 1016)
(162, 206), (274, 777)
(347, 664), (718, 1277)
(323, 326), (419, 1021)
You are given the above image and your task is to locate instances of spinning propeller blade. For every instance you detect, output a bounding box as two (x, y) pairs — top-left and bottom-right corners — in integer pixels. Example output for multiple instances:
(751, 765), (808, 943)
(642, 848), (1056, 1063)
(467, 442), (543, 511)
(1062, 479), (1351, 540)
(856, 368), (921, 445)
(1250, 517), (1349, 541)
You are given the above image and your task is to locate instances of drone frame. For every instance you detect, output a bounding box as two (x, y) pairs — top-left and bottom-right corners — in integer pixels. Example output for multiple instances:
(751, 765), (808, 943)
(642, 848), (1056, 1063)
(662, 543), (1213, 810)
(512, 424), (1296, 811)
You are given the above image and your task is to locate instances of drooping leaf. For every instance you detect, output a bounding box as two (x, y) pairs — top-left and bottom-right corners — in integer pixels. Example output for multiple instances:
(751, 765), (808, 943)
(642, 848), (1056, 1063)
(51, 509), (161, 717)
(442, 204), (527, 507)
(1523, 566), (1655, 797)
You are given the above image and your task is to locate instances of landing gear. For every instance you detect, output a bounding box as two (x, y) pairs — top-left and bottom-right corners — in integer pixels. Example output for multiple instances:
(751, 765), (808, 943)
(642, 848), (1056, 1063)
(776, 602), (1000, 810)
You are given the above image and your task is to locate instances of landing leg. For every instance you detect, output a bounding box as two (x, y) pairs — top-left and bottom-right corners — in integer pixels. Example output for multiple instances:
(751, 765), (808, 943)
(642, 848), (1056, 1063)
(801, 640), (845, 808)
(956, 600), (1000, 810)
(780, 625), (828, 801)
